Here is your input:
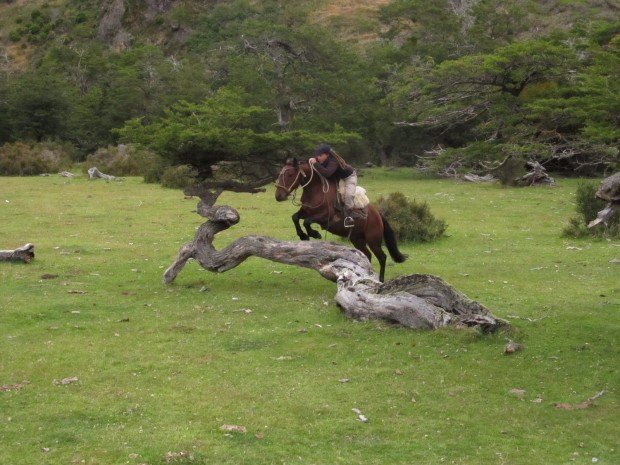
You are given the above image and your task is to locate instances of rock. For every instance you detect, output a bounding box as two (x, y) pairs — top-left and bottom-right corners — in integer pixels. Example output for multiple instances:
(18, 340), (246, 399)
(504, 340), (524, 354)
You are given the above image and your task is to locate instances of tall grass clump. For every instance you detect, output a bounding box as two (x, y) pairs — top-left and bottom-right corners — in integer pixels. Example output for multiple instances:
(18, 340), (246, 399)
(376, 191), (447, 242)
(563, 181), (619, 238)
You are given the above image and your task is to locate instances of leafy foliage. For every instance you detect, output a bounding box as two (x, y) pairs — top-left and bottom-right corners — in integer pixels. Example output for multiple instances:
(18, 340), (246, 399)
(117, 87), (359, 180)
(376, 191), (447, 242)
(159, 164), (199, 189)
(0, 0), (616, 179)
(0, 141), (72, 175)
(83, 144), (164, 177)
(563, 181), (619, 238)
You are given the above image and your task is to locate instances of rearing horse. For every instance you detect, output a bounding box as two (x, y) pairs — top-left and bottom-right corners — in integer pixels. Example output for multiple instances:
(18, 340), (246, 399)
(274, 158), (406, 282)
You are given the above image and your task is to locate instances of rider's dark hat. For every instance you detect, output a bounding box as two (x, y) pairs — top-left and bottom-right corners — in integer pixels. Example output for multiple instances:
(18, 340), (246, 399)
(314, 143), (332, 156)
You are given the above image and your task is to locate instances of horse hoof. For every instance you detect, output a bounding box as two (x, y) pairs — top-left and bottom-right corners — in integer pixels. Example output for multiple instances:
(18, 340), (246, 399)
(310, 232), (322, 239)
(299, 235), (309, 241)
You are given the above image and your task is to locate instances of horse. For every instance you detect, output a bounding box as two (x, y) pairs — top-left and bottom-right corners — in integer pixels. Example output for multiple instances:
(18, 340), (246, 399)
(274, 157), (406, 282)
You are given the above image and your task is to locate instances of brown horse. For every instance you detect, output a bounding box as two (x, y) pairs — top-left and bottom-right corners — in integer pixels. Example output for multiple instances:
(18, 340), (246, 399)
(274, 158), (406, 282)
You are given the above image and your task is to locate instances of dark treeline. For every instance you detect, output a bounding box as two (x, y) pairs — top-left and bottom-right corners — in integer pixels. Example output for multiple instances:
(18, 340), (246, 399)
(0, 0), (617, 181)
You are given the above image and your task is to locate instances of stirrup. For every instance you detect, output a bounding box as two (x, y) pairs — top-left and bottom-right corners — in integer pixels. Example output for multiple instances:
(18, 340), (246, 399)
(344, 216), (355, 228)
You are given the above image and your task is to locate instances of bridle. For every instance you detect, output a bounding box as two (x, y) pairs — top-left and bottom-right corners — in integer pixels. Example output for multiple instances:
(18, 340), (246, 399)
(275, 163), (330, 208)
(274, 164), (307, 195)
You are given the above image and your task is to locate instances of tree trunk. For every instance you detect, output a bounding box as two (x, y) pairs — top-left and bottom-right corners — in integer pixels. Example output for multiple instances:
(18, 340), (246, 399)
(164, 199), (505, 332)
(0, 244), (35, 263)
(378, 145), (392, 167)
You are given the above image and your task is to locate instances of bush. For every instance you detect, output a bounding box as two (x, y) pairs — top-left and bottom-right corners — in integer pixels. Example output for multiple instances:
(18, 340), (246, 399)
(9, 29), (22, 42)
(562, 181), (619, 238)
(0, 141), (71, 175)
(574, 181), (605, 225)
(494, 155), (526, 186)
(160, 165), (198, 189)
(376, 192), (447, 243)
(84, 144), (165, 178)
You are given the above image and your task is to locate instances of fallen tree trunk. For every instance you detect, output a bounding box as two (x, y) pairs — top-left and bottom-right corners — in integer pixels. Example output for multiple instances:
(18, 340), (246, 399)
(0, 243), (35, 263)
(463, 173), (496, 183)
(164, 195), (506, 331)
(87, 167), (116, 181)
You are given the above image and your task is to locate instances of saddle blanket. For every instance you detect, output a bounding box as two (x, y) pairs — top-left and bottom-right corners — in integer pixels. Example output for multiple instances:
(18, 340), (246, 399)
(338, 180), (370, 209)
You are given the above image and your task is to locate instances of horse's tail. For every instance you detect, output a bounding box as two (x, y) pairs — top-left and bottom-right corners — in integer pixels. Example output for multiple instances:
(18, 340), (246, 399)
(381, 215), (407, 263)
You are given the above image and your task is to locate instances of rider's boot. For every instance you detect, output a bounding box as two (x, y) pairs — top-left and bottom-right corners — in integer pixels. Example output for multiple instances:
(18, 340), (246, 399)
(343, 209), (355, 228)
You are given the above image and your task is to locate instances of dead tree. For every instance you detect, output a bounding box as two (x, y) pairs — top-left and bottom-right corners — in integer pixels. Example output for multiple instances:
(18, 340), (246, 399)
(515, 161), (555, 186)
(0, 244), (35, 263)
(588, 172), (620, 228)
(164, 188), (506, 331)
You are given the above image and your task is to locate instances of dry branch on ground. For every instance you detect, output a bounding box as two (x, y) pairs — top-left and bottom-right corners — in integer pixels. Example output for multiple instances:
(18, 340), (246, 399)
(0, 243), (35, 263)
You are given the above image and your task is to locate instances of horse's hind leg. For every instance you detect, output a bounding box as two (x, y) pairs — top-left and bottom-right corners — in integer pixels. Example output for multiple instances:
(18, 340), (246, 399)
(303, 218), (322, 239)
(368, 242), (387, 283)
(351, 237), (375, 278)
(292, 211), (309, 240)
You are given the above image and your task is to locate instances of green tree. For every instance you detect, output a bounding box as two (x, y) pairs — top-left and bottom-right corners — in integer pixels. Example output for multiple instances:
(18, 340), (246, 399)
(524, 23), (619, 173)
(117, 87), (358, 180)
(378, 0), (464, 63)
(186, 1), (371, 141)
(5, 71), (76, 142)
(390, 39), (578, 171)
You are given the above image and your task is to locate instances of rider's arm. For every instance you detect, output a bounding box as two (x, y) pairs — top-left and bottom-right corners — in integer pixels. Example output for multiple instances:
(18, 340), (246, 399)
(312, 157), (338, 177)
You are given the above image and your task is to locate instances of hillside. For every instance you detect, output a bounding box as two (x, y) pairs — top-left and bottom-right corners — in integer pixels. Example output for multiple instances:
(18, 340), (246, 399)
(1, 0), (616, 72)
(0, 0), (389, 72)
(0, 0), (617, 176)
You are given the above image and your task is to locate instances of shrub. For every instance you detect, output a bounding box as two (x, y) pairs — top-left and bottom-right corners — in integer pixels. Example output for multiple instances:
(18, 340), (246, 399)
(142, 164), (166, 184)
(160, 165), (198, 189)
(74, 12), (87, 24)
(84, 144), (165, 178)
(376, 192), (447, 243)
(9, 29), (22, 41)
(575, 181), (605, 224)
(494, 155), (526, 186)
(0, 141), (71, 175)
(562, 181), (619, 238)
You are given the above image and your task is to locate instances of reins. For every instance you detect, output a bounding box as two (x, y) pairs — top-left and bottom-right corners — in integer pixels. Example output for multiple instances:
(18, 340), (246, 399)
(275, 163), (330, 209)
(275, 165), (305, 194)
(275, 161), (358, 242)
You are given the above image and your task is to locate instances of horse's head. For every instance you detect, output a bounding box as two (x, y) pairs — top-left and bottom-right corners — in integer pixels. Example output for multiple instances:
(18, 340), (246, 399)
(274, 157), (304, 201)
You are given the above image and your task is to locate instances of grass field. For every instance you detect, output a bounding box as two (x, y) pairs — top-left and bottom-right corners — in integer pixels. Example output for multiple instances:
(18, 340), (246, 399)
(1, 170), (618, 465)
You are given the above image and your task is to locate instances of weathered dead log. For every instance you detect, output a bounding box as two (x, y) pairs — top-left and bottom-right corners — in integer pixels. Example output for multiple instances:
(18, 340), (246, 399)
(515, 161), (555, 186)
(588, 172), (620, 228)
(164, 199), (505, 331)
(87, 167), (116, 181)
(463, 173), (496, 183)
(0, 244), (35, 263)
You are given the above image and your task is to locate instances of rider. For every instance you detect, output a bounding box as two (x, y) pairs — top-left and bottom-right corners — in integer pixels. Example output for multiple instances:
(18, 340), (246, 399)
(308, 143), (360, 228)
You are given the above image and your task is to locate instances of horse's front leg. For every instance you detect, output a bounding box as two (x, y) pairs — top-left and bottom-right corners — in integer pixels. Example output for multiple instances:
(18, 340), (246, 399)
(292, 211), (309, 240)
(303, 218), (322, 239)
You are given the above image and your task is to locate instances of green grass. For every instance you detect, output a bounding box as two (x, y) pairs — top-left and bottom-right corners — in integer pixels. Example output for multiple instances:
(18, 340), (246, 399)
(1, 170), (618, 465)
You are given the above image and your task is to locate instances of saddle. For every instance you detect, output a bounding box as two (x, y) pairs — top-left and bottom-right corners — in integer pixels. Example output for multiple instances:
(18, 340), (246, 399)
(337, 180), (370, 209)
(335, 181), (369, 228)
